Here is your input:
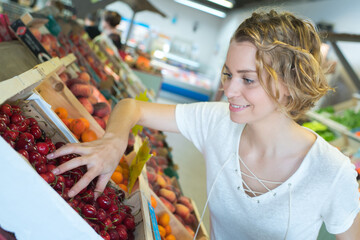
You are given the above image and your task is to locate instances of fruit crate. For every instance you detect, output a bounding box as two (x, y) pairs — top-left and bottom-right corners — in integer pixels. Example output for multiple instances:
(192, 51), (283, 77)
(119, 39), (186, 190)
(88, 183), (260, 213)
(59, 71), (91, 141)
(141, 165), (209, 240)
(0, 60), (152, 240)
(35, 54), (105, 140)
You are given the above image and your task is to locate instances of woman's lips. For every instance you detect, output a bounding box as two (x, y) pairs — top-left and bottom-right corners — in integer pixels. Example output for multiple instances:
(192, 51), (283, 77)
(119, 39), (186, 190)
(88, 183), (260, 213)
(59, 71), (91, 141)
(229, 103), (250, 112)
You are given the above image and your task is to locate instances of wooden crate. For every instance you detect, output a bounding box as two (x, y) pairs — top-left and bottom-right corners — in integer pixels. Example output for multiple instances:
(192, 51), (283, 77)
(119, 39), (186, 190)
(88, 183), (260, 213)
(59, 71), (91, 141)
(35, 55), (105, 139)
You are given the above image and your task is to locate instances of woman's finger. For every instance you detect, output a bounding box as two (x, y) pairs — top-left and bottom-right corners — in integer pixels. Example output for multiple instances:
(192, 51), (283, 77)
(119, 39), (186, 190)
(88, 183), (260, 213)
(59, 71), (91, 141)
(47, 143), (88, 159)
(52, 156), (86, 175)
(94, 173), (112, 199)
(68, 169), (97, 198)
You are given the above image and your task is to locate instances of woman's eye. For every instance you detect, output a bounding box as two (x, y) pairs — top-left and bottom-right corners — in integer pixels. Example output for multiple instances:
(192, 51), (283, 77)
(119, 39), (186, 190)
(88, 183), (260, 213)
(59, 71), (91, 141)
(244, 78), (254, 84)
(222, 72), (232, 79)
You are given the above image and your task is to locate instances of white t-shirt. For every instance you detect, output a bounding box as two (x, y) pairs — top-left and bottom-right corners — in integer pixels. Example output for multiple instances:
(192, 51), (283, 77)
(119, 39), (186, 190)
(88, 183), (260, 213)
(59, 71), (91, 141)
(175, 101), (360, 240)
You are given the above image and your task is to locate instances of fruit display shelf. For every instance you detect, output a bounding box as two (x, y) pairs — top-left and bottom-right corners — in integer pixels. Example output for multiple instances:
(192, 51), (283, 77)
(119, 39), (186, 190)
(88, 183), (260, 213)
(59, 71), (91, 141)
(0, 61), (153, 240)
(306, 95), (360, 154)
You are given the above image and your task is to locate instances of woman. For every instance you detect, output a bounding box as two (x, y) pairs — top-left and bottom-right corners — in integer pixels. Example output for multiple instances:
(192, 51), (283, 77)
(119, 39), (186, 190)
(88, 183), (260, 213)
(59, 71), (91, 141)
(48, 10), (360, 239)
(100, 10), (122, 50)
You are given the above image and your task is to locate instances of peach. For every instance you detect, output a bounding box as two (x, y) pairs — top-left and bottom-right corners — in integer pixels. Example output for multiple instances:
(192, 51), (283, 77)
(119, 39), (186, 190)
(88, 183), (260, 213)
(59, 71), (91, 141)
(177, 196), (194, 212)
(159, 188), (176, 203)
(79, 72), (91, 83)
(184, 213), (196, 225)
(159, 197), (175, 213)
(175, 203), (190, 220)
(156, 174), (167, 188)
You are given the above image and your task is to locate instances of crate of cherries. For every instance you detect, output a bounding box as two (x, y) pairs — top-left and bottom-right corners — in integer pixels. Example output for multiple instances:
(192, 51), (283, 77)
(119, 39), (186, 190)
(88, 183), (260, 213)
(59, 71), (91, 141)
(0, 103), (137, 240)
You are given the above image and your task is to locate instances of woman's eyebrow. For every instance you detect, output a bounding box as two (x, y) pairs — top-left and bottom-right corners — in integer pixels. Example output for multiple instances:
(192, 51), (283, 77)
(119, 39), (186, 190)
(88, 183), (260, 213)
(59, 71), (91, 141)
(224, 64), (256, 73)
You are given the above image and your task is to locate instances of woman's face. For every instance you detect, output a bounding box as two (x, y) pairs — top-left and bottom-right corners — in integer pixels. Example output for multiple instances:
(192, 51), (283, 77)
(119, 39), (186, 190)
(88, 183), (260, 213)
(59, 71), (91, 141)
(223, 41), (288, 125)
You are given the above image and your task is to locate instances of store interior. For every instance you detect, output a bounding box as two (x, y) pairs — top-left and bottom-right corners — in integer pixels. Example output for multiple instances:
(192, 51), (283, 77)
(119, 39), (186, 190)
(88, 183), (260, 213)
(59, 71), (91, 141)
(1, 0), (360, 239)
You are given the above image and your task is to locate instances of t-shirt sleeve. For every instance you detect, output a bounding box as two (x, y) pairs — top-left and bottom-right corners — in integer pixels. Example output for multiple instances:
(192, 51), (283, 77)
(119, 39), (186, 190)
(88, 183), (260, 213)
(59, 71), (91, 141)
(321, 160), (360, 234)
(175, 102), (228, 153)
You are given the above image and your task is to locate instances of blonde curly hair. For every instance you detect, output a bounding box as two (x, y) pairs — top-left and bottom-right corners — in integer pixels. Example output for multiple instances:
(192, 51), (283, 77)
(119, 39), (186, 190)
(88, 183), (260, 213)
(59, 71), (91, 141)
(229, 10), (332, 119)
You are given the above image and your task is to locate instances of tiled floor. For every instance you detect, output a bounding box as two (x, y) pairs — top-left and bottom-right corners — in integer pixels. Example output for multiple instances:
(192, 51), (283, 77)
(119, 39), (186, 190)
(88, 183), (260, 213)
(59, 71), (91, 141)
(156, 96), (210, 235)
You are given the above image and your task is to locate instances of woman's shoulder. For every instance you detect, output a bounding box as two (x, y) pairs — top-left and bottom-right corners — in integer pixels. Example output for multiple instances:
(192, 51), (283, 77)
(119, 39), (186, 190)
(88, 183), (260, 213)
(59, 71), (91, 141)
(309, 136), (353, 176)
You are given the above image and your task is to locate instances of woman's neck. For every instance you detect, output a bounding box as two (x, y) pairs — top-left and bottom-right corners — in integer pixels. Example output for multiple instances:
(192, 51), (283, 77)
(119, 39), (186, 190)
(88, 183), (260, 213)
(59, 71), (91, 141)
(241, 115), (315, 159)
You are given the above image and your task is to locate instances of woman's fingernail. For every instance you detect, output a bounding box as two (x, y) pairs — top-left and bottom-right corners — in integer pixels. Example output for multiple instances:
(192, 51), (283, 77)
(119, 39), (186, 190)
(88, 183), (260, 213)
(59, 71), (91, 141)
(52, 168), (59, 174)
(68, 190), (75, 197)
(47, 153), (54, 158)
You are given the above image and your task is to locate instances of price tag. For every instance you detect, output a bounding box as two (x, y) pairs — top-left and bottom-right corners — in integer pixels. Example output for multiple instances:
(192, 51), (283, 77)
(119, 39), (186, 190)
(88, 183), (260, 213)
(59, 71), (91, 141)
(148, 201), (161, 240)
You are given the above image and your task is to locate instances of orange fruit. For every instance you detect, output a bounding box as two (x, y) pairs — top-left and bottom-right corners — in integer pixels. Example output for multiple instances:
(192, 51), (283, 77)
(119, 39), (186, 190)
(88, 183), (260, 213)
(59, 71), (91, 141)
(81, 129), (97, 142)
(158, 225), (166, 237)
(122, 179), (128, 186)
(151, 195), (157, 208)
(54, 107), (68, 119)
(115, 165), (123, 173)
(165, 225), (172, 235)
(111, 171), (123, 184)
(165, 234), (176, 240)
(118, 183), (128, 192)
(159, 213), (170, 227)
(79, 117), (90, 130)
(62, 118), (71, 128)
(70, 118), (86, 135)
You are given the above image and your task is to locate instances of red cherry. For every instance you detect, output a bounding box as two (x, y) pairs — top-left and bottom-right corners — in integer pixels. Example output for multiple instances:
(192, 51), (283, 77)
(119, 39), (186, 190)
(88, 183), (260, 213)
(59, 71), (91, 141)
(11, 113), (24, 125)
(64, 177), (75, 188)
(28, 117), (37, 126)
(115, 225), (128, 240)
(3, 130), (18, 141)
(30, 126), (42, 139)
(17, 120), (29, 132)
(0, 120), (6, 132)
(28, 151), (42, 164)
(0, 113), (10, 125)
(47, 172), (55, 183)
(36, 142), (49, 155)
(100, 230), (110, 240)
(35, 164), (48, 174)
(111, 213), (125, 226)
(106, 203), (119, 215)
(101, 218), (113, 230)
(123, 217), (135, 232)
(97, 195), (111, 210)
(82, 204), (97, 218)
(54, 175), (65, 190)
(107, 229), (119, 240)
(46, 164), (57, 172)
(67, 199), (79, 209)
(96, 208), (107, 222)
(47, 142), (56, 153)
(0, 104), (13, 116)
(19, 132), (35, 144)
(17, 149), (29, 159)
(81, 189), (95, 203)
(10, 105), (21, 114)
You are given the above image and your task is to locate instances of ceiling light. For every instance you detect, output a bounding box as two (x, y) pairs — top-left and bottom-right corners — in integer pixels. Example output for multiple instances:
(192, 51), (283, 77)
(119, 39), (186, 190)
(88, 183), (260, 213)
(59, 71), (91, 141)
(207, 0), (233, 8)
(174, 0), (227, 18)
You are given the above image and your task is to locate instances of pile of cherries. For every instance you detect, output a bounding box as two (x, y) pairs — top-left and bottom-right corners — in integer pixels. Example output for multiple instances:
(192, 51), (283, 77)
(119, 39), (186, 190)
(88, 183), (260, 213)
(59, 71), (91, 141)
(0, 103), (136, 240)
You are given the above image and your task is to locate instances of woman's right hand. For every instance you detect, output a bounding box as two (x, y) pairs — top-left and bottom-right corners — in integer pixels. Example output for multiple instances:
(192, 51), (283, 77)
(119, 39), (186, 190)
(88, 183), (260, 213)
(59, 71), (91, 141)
(47, 133), (128, 198)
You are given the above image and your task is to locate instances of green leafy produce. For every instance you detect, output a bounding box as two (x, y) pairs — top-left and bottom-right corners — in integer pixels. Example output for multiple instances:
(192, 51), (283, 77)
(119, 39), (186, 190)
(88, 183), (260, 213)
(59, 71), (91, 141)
(316, 106), (335, 114)
(330, 109), (360, 130)
(302, 121), (336, 142)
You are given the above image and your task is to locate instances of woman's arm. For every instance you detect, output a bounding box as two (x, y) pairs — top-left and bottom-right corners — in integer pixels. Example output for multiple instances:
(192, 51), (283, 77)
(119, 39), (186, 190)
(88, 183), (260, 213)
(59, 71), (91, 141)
(335, 212), (360, 240)
(47, 98), (178, 198)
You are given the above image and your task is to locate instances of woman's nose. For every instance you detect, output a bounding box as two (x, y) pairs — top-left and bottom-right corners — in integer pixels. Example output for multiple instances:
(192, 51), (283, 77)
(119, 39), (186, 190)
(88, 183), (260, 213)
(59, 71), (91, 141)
(224, 79), (242, 99)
